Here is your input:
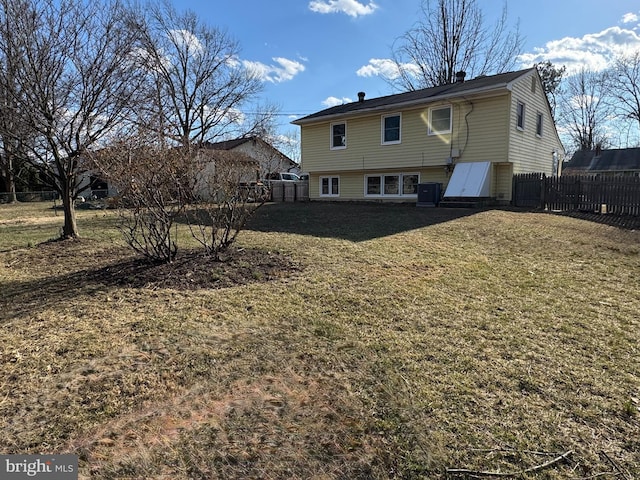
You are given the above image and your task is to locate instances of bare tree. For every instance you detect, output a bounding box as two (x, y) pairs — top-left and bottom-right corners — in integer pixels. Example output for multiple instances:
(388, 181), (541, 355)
(558, 68), (611, 152)
(0, 0), (32, 203)
(608, 51), (640, 142)
(134, 0), (265, 148)
(389, 0), (523, 90)
(0, 85), (20, 202)
(0, 0), (143, 237)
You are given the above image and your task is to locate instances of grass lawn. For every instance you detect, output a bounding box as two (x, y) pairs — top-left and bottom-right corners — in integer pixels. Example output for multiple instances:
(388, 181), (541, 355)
(1, 201), (639, 479)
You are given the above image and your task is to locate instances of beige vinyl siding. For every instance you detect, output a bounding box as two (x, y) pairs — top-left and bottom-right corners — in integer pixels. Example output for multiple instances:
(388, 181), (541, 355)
(301, 94), (513, 175)
(508, 72), (563, 175)
(493, 163), (514, 201)
(457, 94), (510, 162)
(308, 172), (364, 200)
(302, 104), (465, 173)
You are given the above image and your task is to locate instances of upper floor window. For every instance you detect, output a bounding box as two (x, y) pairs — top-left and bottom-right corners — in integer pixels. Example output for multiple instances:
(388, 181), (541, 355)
(428, 105), (452, 135)
(536, 112), (543, 136)
(382, 114), (401, 144)
(516, 101), (525, 130)
(331, 122), (346, 149)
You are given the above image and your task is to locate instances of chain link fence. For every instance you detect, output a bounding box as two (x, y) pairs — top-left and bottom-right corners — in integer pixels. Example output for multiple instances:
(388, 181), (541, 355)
(0, 191), (58, 203)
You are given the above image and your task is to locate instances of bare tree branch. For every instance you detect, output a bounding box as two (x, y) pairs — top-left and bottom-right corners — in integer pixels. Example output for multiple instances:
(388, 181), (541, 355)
(388, 0), (523, 90)
(608, 51), (640, 140)
(558, 68), (611, 152)
(132, 0), (264, 148)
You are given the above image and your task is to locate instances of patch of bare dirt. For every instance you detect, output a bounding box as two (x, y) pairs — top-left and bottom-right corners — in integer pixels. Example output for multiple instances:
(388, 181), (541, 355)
(7, 238), (301, 291)
(94, 247), (301, 290)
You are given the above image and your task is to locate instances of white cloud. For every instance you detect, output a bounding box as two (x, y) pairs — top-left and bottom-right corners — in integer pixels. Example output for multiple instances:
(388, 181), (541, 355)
(308, 0), (378, 17)
(621, 12), (639, 24)
(322, 96), (352, 107)
(243, 57), (306, 83)
(356, 58), (421, 79)
(168, 29), (204, 54)
(517, 26), (640, 74)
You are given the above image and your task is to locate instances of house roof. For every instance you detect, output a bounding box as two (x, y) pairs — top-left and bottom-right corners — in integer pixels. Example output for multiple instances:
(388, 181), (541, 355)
(199, 148), (258, 165)
(292, 68), (536, 125)
(202, 136), (297, 167)
(563, 148), (640, 172)
(202, 136), (264, 151)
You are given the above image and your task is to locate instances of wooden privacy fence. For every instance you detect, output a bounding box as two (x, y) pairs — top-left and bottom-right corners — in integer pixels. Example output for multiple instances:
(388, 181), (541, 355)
(513, 173), (640, 215)
(269, 181), (309, 202)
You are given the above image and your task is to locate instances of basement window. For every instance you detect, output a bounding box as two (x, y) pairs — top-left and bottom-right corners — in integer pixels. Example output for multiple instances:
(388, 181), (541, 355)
(320, 176), (340, 197)
(365, 173), (419, 197)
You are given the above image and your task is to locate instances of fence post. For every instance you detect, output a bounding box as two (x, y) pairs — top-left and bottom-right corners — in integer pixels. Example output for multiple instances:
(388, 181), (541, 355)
(540, 173), (547, 210)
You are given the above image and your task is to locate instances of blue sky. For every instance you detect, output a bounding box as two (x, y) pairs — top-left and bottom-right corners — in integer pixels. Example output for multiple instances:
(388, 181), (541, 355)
(178, 0), (640, 141)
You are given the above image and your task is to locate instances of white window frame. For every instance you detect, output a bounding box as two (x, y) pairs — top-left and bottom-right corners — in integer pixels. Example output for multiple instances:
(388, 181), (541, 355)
(381, 113), (402, 145)
(516, 101), (525, 130)
(428, 105), (452, 135)
(330, 122), (346, 150)
(364, 173), (420, 198)
(536, 112), (543, 137)
(320, 176), (340, 197)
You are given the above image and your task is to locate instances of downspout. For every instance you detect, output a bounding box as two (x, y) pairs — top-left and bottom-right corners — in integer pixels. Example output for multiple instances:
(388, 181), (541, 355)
(446, 99), (473, 175)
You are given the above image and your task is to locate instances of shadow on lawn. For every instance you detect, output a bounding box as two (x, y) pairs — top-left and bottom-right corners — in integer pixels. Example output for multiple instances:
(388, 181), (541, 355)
(246, 202), (483, 242)
(550, 210), (640, 230)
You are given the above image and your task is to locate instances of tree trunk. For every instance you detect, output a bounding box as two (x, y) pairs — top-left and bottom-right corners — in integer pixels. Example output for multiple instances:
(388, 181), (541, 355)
(5, 157), (17, 203)
(1, 154), (17, 203)
(61, 183), (79, 238)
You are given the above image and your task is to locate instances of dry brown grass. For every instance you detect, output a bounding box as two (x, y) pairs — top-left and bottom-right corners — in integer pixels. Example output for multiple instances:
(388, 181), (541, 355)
(1, 201), (639, 479)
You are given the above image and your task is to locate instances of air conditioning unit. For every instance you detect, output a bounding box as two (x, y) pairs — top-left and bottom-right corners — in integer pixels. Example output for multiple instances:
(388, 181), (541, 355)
(417, 182), (442, 207)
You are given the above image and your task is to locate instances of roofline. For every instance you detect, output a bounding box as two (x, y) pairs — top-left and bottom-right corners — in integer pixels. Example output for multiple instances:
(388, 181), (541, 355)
(292, 69), (535, 126)
(203, 135), (297, 165)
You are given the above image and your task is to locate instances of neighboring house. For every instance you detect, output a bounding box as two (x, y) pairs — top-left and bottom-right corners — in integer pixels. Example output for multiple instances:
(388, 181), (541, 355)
(77, 137), (297, 200)
(292, 68), (564, 203)
(203, 136), (299, 179)
(562, 148), (640, 176)
(77, 174), (117, 199)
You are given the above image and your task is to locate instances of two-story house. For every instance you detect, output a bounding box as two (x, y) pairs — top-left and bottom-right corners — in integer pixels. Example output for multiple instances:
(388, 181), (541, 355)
(292, 68), (564, 203)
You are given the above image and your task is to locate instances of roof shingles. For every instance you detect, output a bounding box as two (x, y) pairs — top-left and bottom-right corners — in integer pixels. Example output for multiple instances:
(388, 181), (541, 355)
(293, 68), (535, 124)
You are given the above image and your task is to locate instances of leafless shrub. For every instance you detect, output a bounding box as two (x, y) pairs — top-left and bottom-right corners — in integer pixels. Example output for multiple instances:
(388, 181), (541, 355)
(185, 149), (268, 260)
(93, 143), (196, 263)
